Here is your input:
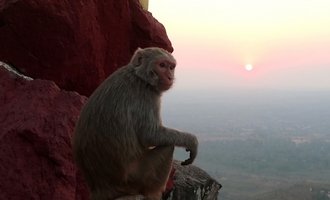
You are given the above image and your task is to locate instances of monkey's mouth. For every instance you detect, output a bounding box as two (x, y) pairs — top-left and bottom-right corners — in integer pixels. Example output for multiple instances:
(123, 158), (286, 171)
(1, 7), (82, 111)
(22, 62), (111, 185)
(164, 78), (173, 85)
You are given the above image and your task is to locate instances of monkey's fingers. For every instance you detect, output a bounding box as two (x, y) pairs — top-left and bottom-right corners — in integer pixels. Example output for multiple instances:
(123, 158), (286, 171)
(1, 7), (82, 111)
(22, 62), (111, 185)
(181, 149), (196, 165)
(181, 158), (193, 166)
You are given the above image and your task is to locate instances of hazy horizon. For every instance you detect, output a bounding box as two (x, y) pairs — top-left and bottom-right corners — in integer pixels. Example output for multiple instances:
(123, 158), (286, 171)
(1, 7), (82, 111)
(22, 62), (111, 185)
(161, 88), (330, 199)
(149, 0), (330, 92)
(148, 2), (330, 199)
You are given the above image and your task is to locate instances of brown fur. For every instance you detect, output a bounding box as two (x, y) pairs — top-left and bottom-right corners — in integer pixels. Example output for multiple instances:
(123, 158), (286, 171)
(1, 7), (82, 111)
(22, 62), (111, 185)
(73, 47), (198, 200)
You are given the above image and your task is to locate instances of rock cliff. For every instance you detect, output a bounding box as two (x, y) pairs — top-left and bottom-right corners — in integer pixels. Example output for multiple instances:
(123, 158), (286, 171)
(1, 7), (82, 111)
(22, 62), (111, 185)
(0, 0), (172, 96)
(0, 0), (221, 199)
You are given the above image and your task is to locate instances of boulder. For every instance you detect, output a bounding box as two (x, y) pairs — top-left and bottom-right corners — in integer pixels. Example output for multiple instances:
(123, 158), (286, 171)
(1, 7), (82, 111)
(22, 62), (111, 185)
(0, 62), (89, 200)
(0, 62), (221, 200)
(164, 161), (221, 200)
(0, 0), (221, 199)
(0, 0), (173, 96)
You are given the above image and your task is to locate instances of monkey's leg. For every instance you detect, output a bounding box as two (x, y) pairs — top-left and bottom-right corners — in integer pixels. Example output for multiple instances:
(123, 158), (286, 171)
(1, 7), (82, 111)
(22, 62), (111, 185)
(132, 146), (175, 200)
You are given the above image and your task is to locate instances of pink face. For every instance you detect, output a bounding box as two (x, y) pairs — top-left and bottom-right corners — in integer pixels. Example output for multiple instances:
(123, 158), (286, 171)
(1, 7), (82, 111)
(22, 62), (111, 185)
(154, 59), (176, 91)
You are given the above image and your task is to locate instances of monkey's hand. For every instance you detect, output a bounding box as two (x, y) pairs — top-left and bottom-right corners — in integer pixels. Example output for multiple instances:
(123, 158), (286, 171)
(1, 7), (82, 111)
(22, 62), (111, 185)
(181, 135), (198, 166)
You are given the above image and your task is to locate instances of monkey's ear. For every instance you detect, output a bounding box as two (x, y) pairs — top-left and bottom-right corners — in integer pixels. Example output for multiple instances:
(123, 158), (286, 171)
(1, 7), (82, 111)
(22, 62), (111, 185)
(131, 48), (144, 66)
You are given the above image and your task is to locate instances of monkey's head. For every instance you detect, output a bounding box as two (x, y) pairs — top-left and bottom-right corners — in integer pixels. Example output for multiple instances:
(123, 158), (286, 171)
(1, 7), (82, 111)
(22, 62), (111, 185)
(132, 47), (176, 92)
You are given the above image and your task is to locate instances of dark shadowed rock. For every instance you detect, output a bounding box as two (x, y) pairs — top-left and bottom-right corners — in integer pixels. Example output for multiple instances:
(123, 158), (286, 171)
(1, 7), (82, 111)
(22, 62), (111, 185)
(0, 0), (18, 11)
(0, 62), (89, 200)
(163, 161), (222, 200)
(0, 0), (173, 96)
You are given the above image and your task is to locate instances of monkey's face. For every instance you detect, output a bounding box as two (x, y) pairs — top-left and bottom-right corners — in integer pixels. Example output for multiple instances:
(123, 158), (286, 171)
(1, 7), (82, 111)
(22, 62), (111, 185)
(133, 47), (176, 92)
(153, 59), (176, 91)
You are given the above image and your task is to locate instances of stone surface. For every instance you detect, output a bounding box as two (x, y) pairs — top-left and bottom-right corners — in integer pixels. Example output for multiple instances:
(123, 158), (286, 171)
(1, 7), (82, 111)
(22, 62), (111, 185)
(0, 0), (173, 96)
(0, 62), (89, 200)
(0, 1), (221, 199)
(0, 62), (221, 200)
(0, 0), (17, 11)
(164, 161), (222, 200)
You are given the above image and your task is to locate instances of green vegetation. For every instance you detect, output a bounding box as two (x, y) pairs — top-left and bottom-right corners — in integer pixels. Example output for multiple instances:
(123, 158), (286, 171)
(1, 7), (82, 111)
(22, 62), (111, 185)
(166, 90), (330, 199)
(188, 138), (330, 200)
(197, 138), (330, 179)
(255, 183), (330, 200)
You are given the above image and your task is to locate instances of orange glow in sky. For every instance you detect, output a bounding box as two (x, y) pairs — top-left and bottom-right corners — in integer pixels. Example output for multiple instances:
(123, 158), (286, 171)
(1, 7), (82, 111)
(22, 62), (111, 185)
(149, 0), (330, 90)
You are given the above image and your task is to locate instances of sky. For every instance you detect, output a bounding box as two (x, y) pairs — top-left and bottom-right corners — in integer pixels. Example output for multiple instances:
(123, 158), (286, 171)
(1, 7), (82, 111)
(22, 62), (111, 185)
(149, 0), (330, 91)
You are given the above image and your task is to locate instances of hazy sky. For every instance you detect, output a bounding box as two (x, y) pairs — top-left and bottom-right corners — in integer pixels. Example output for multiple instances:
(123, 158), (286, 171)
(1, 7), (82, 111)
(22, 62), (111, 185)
(149, 0), (330, 91)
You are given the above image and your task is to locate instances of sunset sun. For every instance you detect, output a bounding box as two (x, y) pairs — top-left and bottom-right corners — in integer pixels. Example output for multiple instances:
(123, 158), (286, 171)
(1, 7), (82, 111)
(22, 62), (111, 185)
(245, 64), (253, 71)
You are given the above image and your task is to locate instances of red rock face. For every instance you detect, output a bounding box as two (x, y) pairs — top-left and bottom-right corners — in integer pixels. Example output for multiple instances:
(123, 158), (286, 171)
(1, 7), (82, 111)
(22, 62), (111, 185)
(0, 0), (173, 96)
(0, 1), (180, 199)
(0, 63), (89, 200)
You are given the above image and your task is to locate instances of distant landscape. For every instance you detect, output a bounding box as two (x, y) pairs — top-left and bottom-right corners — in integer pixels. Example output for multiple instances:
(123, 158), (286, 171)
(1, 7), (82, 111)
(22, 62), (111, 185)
(162, 89), (330, 200)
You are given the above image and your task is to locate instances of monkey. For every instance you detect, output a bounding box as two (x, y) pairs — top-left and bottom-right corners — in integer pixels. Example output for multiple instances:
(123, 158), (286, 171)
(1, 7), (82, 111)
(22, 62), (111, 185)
(73, 47), (198, 200)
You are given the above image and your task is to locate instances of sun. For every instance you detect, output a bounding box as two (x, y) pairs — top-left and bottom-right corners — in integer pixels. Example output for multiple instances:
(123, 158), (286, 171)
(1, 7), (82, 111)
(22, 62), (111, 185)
(245, 64), (253, 71)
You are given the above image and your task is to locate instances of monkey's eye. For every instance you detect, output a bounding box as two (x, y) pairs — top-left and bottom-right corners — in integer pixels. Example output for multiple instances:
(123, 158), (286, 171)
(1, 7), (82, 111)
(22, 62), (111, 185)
(159, 62), (166, 68)
(169, 64), (176, 70)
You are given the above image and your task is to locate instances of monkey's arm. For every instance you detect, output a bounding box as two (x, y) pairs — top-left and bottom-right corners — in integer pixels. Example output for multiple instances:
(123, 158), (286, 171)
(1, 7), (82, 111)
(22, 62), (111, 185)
(141, 127), (198, 165)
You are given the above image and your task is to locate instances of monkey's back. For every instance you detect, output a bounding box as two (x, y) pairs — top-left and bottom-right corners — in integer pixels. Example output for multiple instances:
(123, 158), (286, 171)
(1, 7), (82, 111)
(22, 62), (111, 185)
(73, 65), (159, 183)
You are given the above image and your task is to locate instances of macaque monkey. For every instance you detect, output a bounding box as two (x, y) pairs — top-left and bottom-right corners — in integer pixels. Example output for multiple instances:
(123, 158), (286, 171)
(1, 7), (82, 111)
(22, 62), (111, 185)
(73, 47), (198, 200)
